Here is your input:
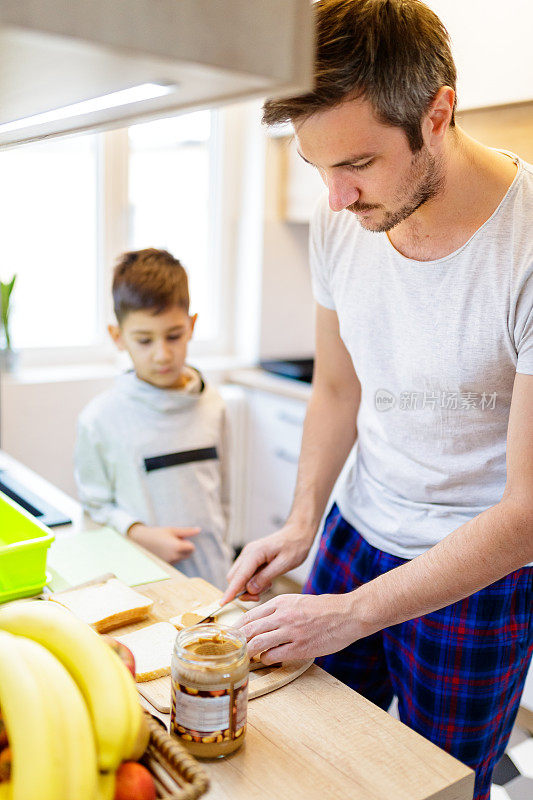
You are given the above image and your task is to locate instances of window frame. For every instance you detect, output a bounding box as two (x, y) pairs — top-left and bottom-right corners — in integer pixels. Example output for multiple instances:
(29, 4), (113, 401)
(13, 108), (236, 369)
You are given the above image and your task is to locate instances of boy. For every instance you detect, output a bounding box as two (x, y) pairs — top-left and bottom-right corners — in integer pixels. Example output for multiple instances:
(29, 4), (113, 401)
(75, 248), (231, 589)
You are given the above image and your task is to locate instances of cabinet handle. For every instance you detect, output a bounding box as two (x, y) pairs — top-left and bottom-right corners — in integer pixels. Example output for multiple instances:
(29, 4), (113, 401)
(274, 448), (299, 465)
(270, 515), (285, 528)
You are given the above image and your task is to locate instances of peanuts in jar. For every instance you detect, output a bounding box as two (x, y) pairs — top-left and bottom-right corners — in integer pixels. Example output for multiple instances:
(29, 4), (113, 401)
(170, 624), (249, 758)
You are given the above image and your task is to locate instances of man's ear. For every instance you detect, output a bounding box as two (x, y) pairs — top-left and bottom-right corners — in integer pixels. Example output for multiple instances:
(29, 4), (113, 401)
(423, 85), (455, 148)
(108, 323), (126, 350)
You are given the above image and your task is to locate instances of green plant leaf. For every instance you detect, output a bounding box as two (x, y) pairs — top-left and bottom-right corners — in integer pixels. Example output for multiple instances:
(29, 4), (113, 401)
(0, 273), (16, 350)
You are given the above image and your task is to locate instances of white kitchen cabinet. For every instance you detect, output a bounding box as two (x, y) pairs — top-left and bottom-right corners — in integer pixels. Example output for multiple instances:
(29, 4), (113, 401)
(245, 388), (306, 536)
(243, 387), (322, 585)
(241, 384), (351, 586)
(278, 136), (326, 224)
(428, 0), (533, 111)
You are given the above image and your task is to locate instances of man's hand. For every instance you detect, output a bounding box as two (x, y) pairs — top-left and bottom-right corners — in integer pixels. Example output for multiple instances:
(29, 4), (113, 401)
(237, 592), (359, 664)
(127, 523), (200, 563)
(220, 523), (313, 604)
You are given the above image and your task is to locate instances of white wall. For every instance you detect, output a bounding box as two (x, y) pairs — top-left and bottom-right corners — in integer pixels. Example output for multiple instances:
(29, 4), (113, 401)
(227, 103), (316, 362)
(0, 359), (240, 498)
(258, 136), (316, 359)
(1, 368), (116, 498)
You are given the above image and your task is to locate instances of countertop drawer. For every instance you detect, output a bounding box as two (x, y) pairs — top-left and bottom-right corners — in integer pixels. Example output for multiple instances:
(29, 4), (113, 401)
(247, 390), (307, 450)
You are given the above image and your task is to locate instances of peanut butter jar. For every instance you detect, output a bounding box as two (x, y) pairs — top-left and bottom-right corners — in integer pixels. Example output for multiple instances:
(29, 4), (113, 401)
(170, 624), (249, 758)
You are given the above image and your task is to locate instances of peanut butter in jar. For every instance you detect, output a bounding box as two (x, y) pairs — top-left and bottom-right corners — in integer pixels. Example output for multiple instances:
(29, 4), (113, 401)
(170, 624), (249, 758)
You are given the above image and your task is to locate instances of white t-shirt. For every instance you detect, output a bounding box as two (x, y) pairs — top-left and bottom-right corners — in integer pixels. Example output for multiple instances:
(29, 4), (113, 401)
(310, 155), (533, 559)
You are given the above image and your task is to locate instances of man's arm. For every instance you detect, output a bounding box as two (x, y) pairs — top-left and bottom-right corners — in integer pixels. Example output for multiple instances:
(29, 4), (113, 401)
(221, 304), (361, 603)
(240, 373), (533, 663)
(286, 304), (362, 537)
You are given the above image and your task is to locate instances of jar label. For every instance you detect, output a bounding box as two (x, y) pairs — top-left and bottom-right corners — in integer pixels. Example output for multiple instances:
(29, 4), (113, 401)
(171, 676), (248, 743)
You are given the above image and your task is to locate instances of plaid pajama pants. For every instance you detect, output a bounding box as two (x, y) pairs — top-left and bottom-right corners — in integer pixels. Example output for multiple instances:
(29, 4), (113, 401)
(303, 504), (533, 800)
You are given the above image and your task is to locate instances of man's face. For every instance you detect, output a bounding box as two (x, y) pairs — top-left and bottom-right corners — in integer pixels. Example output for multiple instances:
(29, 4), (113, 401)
(110, 306), (196, 389)
(294, 97), (444, 233)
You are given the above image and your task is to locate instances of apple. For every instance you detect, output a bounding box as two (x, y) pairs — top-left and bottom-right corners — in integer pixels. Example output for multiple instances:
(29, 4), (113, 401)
(114, 761), (156, 800)
(103, 636), (136, 678)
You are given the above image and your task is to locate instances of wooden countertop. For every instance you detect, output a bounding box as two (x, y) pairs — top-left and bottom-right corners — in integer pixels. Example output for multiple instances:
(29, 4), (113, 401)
(1, 450), (474, 800)
(150, 662), (474, 800)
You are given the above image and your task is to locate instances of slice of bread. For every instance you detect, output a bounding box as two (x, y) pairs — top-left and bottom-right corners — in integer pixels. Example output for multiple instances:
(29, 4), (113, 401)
(116, 622), (177, 682)
(49, 578), (153, 633)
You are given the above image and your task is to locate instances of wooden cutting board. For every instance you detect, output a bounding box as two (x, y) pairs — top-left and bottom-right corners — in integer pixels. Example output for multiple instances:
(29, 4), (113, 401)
(107, 572), (313, 712)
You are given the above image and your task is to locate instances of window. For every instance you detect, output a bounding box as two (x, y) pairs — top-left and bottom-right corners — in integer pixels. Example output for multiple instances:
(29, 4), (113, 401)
(0, 108), (224, 360)
(128, 111), (220, 345)
(0, 134), (100, 349)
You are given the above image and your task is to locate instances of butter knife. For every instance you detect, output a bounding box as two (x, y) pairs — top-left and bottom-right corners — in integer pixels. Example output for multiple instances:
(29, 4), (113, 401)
(193, 590), (247, 624)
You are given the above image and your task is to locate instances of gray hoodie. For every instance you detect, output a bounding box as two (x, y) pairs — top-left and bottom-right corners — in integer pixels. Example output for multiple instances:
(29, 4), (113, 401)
(74, 367), (231, 589)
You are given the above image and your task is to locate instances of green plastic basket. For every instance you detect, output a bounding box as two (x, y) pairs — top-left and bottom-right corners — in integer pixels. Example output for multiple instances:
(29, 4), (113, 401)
(0, 491), (55, 603)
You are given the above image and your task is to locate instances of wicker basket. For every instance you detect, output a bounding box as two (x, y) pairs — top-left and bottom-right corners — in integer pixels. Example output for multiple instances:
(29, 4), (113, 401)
(142, 711), (210, 799)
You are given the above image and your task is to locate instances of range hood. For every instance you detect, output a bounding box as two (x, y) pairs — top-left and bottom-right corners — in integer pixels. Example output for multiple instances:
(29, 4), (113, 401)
(0, 0), (314, 148)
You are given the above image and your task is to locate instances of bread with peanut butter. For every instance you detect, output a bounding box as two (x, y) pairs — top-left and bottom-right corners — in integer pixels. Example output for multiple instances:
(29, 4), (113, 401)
(115, 622), (177, 682)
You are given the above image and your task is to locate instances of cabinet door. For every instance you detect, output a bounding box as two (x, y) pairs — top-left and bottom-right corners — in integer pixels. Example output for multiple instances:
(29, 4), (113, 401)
(245, 484), (321, 586)
(245, 390), (307, 542)
(428, 0), (533, 110)
(244, 388), (359, 587)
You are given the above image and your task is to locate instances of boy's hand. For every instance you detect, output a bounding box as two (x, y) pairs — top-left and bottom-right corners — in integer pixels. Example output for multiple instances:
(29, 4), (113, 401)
(127, 523), (200, 563)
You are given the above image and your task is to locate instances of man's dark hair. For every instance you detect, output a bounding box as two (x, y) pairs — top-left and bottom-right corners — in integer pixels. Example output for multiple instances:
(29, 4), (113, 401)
(263, 0), (457, 151)
(112, 248), (190, 324)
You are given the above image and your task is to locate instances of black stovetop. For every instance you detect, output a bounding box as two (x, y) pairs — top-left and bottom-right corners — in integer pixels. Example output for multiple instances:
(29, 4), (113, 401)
(259, 358), (314, 383)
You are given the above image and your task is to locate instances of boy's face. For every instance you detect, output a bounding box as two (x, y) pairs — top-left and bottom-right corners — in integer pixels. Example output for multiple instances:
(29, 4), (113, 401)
(109, 306), (197, 389)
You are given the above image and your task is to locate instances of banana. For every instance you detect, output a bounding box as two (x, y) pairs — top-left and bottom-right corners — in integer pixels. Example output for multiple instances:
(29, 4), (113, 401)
(0, 601), (130, 770)
(12, 637), (68, 800)
(129, 712), (151, 762)
(97, 771), (116, 800)
(15, 637), (99, 800)
(0, 782), (10, 800)
(0, 630), (64, 800)
(108, 647), (146, 760)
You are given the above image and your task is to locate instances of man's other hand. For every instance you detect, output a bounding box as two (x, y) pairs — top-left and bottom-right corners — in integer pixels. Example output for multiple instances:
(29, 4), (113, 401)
(237, 592), (357, 663)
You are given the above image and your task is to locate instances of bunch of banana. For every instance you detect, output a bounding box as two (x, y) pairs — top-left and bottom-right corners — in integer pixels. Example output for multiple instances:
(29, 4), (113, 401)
(0, 600), (150, 800)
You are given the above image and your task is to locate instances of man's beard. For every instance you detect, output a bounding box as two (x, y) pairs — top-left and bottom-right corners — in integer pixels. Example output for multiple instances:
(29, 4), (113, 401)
(347, 146), (445, 233)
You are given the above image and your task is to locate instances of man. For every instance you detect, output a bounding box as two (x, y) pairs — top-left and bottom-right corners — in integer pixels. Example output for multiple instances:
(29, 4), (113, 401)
(221, 1), (533, 797)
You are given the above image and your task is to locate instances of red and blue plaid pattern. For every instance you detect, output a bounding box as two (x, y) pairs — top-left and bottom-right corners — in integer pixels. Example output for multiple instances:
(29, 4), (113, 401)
(303, 504), (533, 800)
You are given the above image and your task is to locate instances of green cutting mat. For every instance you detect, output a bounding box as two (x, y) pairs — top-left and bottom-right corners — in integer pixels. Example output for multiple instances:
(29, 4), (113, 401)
(47, 527), (170, 590)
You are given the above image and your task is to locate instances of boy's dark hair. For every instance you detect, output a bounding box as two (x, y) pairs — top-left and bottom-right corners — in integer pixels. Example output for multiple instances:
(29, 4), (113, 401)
(112, 249), (190, 324)
(262, 0), (457, 152)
